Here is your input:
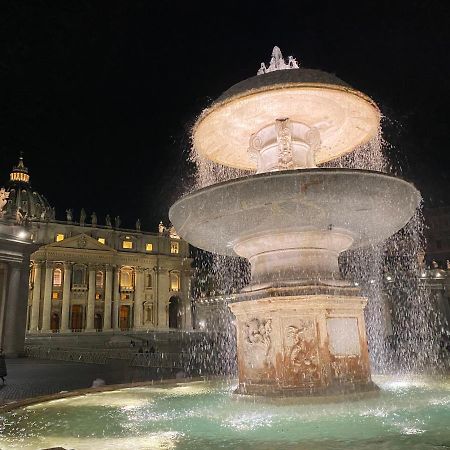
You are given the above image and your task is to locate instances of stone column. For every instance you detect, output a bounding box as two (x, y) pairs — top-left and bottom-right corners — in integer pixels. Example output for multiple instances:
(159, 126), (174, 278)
(29, 261), (43, 332)
(41, 262), (54, 332)
(133, 267), (144, 329)
(157, 267), (170, 328)
(112, 266), (120, 330)
(103, 265), (113, 331)
(2, 264), (21, 349)
(60, 262), (72, 332)
(182, 269), (192, 330)
(85, 265), (96, 331)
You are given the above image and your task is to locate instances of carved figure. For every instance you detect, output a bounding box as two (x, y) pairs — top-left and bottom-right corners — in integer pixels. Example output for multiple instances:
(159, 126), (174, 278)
(244, 318), (273, 363)
(288, 55), (299, 68)
(169, 225), (180, 239)
(50, 207), (56, 221)
(66, 208), (73, 222)
(136, 218), (141, 231)
(257, 62), (267, 75)
(16, 208), (28, 225)
(80, 208), (86, 226)
(158, 221), (166, 234)
(286, 324), (317, 375)
(91, 211), (97, 227)
(257, 46), (299, 75)
(0, 188), (9, 215)
(114, 215), (121, 228)
(105, 214), (112, 227)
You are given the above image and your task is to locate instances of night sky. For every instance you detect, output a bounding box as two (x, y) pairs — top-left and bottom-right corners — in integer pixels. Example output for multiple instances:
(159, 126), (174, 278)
(1, 1), (449, 232)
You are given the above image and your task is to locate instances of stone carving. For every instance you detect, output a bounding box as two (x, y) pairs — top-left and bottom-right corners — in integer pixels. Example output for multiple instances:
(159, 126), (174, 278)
(257, 46), (299, 75)
(15, 207), (27, 225)
(285, 321), (319, 383)
(244, 318), (273, 365)
(91, 211), (97, 227)
(169, 225), (180, 239)
(77, 235), (88, 248)
(136, 218), (141, 231)
(114, 215), (121, 229)
(80, 208), (86, 226)
(158, 221), (166, 234)
(66, 208), (73, 222)
(277, 118), (293, 169)
(0, 188), (9, 217)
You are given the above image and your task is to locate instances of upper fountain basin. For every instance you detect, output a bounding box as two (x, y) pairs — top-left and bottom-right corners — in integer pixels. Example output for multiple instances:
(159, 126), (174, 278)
(169, 169), (421, 257)
(193, 69), (380, 170)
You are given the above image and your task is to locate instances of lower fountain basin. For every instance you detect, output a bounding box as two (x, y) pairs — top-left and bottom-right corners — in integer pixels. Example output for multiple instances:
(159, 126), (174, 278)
(169, 168), (421, 258)
(1, 375), (449, 449)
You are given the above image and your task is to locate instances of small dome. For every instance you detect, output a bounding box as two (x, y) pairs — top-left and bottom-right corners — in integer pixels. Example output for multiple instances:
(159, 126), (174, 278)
(0, 156), (54, 222)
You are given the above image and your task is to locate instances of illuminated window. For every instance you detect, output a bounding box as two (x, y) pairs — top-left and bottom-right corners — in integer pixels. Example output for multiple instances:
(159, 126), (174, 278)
(170, 272), (180, 291)
(53, 268), (62, 286)
(55, 233), (65, 242)
(95, 293), (102, 300)
(121, 293), (130, 301)
(146, 243), (153, 252)
(96, 271), (104, 288)
(170, 241), (179, 254)
(98, 238), (106, 245)
(120, 267), (134, 288)
(122, 240), (133, 249)
(52, 291), (59, 300)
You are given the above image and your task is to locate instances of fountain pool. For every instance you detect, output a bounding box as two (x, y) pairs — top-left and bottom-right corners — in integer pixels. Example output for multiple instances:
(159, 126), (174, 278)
(0, 375), (449, 449)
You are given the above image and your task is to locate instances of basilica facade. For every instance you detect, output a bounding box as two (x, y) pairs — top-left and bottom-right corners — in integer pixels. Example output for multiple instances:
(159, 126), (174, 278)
(1, 157), (192, 347)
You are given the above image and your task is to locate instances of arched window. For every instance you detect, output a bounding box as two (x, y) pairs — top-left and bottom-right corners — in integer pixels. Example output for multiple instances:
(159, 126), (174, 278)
(170, 272), (180, 292)
(72, 265), (86, 285)
(96, 271), (104, 288)
(146, 272), (152, 288)
(53, 268), (62, 286)
(120, 267), (134, 288)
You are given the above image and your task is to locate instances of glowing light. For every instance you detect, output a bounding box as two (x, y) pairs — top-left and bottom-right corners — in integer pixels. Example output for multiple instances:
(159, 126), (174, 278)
(17, 230), (28, 239)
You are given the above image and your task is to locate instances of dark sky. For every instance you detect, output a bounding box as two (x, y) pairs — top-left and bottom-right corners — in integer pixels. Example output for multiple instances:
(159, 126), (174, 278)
(1, 1), (449, 231)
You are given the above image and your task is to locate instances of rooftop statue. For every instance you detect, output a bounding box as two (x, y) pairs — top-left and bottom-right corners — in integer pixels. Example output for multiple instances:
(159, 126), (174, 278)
(0, 188), (10, 217)
(136, 218), (141, 231)
(105, 214), (112, 228)
(66, 208), (73, 222)
(80, 208), (86, 226)
(91, 211), (97, 227)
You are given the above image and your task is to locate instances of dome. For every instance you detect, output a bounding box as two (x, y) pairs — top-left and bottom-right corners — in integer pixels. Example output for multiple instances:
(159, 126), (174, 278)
(0, 156), (54, 223)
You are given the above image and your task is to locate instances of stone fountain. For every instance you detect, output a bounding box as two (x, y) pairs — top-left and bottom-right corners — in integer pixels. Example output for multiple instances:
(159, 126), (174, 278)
(169, 47), (421, 396)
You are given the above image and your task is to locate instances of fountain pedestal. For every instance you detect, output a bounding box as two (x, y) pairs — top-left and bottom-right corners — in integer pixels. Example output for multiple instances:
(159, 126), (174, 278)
(229, 286), (375, 396)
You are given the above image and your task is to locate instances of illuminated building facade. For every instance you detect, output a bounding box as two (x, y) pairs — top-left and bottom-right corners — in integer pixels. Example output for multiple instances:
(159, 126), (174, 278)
(0, 157), (192, 344)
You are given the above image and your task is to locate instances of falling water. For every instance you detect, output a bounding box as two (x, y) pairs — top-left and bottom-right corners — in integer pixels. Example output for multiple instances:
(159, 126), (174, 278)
(187, 121), (447, 377)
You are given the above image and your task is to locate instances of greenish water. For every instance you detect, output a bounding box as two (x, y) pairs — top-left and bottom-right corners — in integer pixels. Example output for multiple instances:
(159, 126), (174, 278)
(0, 375), (449, 449)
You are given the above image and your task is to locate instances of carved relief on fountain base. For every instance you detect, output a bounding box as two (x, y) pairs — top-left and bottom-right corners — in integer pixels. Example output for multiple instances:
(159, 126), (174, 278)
(229, 292), (375, 397)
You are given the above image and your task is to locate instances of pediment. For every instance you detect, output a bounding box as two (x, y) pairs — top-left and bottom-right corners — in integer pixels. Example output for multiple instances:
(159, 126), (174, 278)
(44, 233), (117, 252)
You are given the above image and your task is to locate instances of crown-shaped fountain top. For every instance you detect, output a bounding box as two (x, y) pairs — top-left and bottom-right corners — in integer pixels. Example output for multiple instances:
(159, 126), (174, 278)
(257, 46), (299, 75)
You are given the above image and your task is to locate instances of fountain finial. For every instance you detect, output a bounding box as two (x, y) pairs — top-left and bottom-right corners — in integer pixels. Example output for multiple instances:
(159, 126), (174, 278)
(257, 46), (299, 75)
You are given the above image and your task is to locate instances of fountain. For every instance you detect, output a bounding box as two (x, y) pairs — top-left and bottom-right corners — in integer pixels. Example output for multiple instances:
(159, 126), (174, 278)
(169, 46), (420, 396)
(0, 48), (448, 450)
